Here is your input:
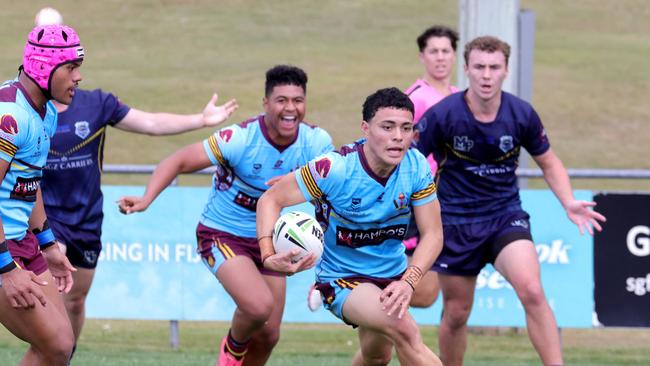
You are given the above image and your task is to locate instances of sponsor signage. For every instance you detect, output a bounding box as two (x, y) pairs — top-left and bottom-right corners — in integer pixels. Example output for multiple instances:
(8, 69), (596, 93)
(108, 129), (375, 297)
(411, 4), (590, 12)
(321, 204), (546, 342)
(91, 187), (594, 327)
(594, 193), (650, 327)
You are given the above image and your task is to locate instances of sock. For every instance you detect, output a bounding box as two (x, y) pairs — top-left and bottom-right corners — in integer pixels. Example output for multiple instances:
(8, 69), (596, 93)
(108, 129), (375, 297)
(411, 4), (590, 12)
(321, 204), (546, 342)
(224, 329), (250, 360)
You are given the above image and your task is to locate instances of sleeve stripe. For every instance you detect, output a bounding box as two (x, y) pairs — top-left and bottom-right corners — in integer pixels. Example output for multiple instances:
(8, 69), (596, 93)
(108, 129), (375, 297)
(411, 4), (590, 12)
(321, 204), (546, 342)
(207, 135), (225, 165)
(0, 139), (17, 157)
(411, 182), (437, 200)
(300, 166), (322, 199)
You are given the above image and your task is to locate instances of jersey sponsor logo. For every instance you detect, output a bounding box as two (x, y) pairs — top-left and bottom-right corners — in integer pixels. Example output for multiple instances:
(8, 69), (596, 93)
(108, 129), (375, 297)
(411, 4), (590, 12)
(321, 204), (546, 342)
(335, 224), (407, 248)
(74, 121), (90, 139)
(499, 135), (514, 153)
(234, 190), (258, 211)
(393, 193), (408, 210)
(273, 160), (283, 169)
(218, 128), (233, 143)
(376, 192), (385, 202)
(0, 114), (18, 136)
(314, 157), (332, 178)
(453, 136), (474, 152)
(10, 176), (40, 202)
(466, 163), (514, 177)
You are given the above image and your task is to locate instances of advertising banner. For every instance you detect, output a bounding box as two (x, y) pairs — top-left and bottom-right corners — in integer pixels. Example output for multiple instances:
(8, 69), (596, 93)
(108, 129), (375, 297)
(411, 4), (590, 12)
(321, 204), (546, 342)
(89, 187), (594, 327)
(594, 193), (650, 327)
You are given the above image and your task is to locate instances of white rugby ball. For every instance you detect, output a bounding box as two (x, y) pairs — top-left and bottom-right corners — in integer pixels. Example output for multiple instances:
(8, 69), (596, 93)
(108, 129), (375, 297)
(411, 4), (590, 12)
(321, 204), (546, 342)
(35, 7), (64, 26)
(273, 211), (324, 263)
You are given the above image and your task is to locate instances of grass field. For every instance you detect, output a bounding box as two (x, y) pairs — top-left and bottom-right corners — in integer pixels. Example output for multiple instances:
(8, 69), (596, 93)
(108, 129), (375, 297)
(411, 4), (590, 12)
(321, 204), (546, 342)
(1, 1), (649, 365)
(1, 320), (649, 365)
(1, 1), (649, 188)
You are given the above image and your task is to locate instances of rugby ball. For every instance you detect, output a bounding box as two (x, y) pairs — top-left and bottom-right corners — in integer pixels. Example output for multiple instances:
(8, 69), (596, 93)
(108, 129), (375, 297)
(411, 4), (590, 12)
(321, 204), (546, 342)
(273, 211), (324, 262)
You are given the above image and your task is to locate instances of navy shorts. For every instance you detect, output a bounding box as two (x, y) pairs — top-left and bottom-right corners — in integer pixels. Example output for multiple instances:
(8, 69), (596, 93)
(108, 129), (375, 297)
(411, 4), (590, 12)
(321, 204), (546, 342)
(433, 210), (533, 276)
(49, 219), (102, 269)
(7, 231), (48, 275)
(196, 223), (282, 277)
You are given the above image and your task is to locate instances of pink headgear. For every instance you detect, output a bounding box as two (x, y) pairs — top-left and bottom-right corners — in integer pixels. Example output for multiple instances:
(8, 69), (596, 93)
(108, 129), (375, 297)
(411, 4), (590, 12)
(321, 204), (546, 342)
(22, 24), (84, 94)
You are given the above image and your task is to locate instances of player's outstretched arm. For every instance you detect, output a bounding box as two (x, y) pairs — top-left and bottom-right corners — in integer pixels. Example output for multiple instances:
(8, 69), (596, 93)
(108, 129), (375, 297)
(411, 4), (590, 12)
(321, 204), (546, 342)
(118, 142), (213, 214)
(115, 93), (238, 136)
(533, 148), (606, 235)
(256, 173), (313, 275)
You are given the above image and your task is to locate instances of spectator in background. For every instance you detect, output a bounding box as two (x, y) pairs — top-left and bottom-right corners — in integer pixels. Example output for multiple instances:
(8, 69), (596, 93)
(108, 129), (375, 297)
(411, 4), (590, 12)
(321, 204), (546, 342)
(404, 25), (460, 309)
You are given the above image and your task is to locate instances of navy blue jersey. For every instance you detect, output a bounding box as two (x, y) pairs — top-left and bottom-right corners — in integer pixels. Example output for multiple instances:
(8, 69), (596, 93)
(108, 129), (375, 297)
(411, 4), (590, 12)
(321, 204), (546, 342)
(417, 91), (550, 224)
(41, 89), (130, 231)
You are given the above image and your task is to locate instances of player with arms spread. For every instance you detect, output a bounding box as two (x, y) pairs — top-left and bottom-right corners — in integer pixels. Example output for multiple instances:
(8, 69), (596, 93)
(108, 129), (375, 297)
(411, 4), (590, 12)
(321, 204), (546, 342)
(118, 65), (333, 366)
(257, 87), (443, 366)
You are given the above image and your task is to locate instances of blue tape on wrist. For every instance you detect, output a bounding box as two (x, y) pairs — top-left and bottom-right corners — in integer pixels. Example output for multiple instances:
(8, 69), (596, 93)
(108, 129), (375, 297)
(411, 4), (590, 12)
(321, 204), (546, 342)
(0, 250), (13, 268)
(36, 229), (56, 246)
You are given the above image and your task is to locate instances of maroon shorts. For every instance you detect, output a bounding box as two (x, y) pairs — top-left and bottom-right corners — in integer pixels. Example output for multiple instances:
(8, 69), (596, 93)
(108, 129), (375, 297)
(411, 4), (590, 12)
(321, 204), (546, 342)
(196, 222), (282, 277)
(7, 231), (48, 275)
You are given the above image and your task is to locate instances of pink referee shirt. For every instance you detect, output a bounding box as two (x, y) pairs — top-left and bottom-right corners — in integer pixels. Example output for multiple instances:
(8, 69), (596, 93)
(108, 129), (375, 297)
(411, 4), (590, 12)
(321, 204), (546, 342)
(404, 79), (458, 250)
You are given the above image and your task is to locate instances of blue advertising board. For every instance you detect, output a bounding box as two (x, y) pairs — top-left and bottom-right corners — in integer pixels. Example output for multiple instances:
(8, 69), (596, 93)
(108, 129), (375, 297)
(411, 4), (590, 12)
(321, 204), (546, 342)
(89, 186), (594, 327)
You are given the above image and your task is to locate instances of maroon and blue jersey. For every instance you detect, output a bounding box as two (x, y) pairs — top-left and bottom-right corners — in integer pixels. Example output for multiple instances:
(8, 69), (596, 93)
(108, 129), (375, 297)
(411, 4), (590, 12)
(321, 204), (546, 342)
(0, 81), (57, 240)
(41, 89), (130, 232)
(416, 91), (550, 224)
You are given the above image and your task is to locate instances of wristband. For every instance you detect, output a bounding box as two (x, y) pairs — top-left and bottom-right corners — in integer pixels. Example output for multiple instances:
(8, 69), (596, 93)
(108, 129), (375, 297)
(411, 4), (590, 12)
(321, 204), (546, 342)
(401, 265), (423, 291)
(0, 242), (17, 274)
(258, 235), (275, 263)
(35, 228), (56, 248)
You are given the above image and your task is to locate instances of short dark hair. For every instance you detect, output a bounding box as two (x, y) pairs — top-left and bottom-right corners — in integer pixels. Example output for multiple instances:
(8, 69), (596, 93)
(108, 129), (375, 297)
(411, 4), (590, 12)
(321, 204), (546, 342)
(417, 25), (459, 52)
(463, 36), (511, 65)
(362, 87), (414, 122)
(265, 65), (308, 96)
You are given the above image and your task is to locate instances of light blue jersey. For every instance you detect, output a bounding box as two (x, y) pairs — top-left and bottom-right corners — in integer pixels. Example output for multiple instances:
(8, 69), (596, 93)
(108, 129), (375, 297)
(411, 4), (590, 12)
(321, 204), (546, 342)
(295, 140), (437, 283)
(201, 115), (333, 238)
(0, 81), (57, 240)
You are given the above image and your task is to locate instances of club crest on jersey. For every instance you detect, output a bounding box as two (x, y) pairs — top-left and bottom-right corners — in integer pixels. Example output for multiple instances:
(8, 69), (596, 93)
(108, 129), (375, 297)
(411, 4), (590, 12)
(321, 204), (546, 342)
(219, 129), (233, 143)
(252, 163), (262, 174)
(74, 121), (90, 139)
(499, 135), (514, 153)
(350, 198), (362, 211)
(393, 193), (408, 210)
(0, 114), (18, 140)
(454, 136), (474, 152)
(314, 157), (332, 178)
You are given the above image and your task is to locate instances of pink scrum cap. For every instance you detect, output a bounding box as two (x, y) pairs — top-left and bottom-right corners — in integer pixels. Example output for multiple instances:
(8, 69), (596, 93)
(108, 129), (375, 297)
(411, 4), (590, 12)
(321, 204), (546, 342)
(22, 24), (84, 94)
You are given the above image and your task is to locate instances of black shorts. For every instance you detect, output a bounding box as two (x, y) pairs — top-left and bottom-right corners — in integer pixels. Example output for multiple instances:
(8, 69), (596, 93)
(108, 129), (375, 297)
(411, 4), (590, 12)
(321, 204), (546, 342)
(434, 210), (533, 276)
(49, 219), (102, 269)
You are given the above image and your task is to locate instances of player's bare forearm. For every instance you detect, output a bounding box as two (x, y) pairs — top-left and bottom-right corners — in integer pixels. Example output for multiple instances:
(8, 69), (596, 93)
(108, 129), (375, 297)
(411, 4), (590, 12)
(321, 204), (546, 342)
(411, 200), (443, 271)
(533, 149), (575, 208)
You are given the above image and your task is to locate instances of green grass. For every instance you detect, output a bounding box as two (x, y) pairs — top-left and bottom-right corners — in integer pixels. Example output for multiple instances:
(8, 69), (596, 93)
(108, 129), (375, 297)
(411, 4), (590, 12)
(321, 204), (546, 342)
(1, 1), (649, 364)
(1, 320), (649, 365)
(1, 0), (648, 190)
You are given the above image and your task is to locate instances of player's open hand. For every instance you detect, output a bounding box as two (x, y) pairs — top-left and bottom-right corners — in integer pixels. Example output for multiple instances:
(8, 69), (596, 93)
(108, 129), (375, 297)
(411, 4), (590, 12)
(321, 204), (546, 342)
(0, 267), (48, 308)
(202, 93), (238, 128)
(379, 280), (413, 319)
(565, 200), (606, 235)
(263, 250), (316, 275)
(42, 244), (77, 293)
(117, 196), (149, 214)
